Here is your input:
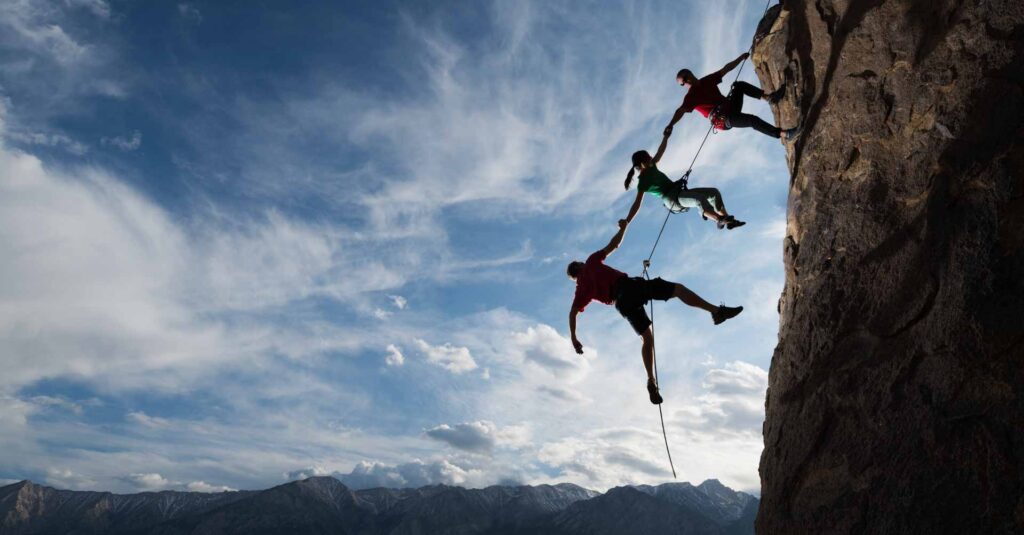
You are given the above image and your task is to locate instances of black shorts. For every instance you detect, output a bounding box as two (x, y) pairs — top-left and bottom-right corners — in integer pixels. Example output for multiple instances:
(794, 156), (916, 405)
(614, 276), (676, 335)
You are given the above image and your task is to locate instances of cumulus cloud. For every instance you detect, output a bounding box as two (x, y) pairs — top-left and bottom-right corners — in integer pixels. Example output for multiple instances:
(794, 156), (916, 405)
(384, 344), (404, 367)
(101, 130), (141, 151)
(425, 421), (531, 455)
(677, 361), (768, 438)
(425, 421), (493, 454)
(45, 468), (96, 490)
(415, 339), (477, 374)
(122, 472), (172, 491)
(286, 460), (479, 490)
(509, 324), (585, 374)
(283, 466), (332, 481)
(186, 481), (235, 493)
(537, 429), (672, 488)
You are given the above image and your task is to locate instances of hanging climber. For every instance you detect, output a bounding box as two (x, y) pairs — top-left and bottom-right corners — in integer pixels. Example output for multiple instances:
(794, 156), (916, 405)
(622, 132), (744, 229)
(567, 218), (743, 405)
(663, 52), (799, 140)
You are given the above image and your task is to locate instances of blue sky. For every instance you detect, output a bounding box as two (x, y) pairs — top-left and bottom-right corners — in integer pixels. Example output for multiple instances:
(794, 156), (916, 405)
(0, 0), (787, 494)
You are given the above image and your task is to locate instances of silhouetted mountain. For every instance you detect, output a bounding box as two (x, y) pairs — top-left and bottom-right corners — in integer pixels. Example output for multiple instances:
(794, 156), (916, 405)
(0, 476), (756, 534)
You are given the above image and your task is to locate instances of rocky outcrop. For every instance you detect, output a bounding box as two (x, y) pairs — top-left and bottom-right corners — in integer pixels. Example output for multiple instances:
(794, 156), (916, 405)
(751, 0), (1024, 533)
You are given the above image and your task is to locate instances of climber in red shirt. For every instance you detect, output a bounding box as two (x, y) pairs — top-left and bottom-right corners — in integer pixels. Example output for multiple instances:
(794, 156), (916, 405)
(567, 218), (743, 405)
(664, 52), (800, 141)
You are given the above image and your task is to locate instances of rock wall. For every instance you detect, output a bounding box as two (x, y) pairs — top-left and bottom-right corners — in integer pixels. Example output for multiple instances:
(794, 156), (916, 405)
(751, 1), (1024, 533)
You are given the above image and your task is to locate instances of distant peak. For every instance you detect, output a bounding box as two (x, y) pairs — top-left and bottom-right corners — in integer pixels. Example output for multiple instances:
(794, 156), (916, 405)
(698, 479), (725, 489)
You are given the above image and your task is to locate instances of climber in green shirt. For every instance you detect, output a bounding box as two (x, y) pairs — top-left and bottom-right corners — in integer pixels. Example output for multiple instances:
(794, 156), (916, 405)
(620, 132), (745, 229)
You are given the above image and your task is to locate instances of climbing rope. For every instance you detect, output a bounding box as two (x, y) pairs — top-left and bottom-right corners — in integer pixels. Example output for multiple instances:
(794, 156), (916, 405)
(643, 0), (774, 479)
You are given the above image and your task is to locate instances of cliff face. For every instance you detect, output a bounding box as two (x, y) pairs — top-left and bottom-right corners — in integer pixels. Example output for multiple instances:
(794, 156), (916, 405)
(751, 1), (1024, 533)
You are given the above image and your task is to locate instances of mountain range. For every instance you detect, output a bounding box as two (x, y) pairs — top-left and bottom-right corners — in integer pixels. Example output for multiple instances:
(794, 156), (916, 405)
(0, 476), (756, 534)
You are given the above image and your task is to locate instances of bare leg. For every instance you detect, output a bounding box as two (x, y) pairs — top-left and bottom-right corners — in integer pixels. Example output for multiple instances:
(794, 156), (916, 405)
(673, 283), (718, 315)
(640, 328), (655, 383)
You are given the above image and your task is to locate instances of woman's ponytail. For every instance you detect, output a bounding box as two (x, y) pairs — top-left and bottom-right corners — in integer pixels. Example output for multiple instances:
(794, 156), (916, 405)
(624, 167), (635, 190)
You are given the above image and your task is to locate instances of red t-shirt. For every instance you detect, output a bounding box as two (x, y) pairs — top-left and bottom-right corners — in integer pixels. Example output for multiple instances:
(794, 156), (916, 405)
(571, 251), (626, 312)
(682, 72), (726, 118)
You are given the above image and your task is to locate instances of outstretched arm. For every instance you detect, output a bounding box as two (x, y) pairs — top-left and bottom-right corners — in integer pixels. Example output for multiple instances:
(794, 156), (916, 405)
(652, 132), (670, 164)
(569, 309), (583, 354)
(620, 189), (645, 228)
(601, 217), (630, 258)
(714, 52), (749, 79)
(664, 106), (686, 136)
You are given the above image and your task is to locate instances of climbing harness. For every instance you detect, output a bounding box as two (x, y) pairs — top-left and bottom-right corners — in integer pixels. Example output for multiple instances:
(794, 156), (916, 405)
(643, 0), (774, 479)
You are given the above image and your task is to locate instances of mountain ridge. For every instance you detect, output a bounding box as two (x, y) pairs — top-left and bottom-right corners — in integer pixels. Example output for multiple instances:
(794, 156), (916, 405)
(0, 477), (756, 534)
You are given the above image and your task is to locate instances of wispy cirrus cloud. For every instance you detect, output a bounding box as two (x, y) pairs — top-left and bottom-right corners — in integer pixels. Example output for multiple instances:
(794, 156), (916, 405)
(0, 0), (784, 496)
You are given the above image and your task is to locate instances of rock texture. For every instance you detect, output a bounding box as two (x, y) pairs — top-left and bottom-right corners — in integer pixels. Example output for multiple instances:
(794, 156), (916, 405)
(751, 0), (1024, 533)
(0, 477), (756, 535)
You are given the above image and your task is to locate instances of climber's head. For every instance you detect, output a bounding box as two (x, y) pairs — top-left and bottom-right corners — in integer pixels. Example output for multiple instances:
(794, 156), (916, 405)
(676, 68), (697, 86)
(566, 261), (584, 280)
(624, 150), (653, 190)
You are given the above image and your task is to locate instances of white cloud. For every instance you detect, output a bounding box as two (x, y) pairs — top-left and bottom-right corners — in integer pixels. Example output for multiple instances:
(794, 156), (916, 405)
(424, 420), (530, 455)
(126, 411), (172, 429)
(415, 339), (477, 374)
(283, 466), (332, 481)
(186, 481), (235, 493)
(28, 395), (82, 415)
(426, 421), (493, 454)
(509, 324), (587, 377)
(335, 459), (479, 490)
(372, 308), (392, 320)
(45, 468), (96, 490)
(64, 0), (111, 19)
(388, 295), (407, 309)
(101, 130), (141, 151)
(123, 472), (172, 491)
(384, 344), (404, 367)
(284, 460), (479, 490)
(677, 361), (768, 437)
(4, 131), (87, 155)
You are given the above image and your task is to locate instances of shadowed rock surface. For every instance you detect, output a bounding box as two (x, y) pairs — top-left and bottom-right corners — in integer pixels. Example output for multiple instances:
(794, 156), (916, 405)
(751, 0), (1024, 533)
(0, 477), (756, 534)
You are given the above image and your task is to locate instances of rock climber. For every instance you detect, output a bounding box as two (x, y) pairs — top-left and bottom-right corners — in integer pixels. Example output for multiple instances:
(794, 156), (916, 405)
(664, 52), (799, 140)
(622, 132), (744, 229)
(567, 218), (743, 405)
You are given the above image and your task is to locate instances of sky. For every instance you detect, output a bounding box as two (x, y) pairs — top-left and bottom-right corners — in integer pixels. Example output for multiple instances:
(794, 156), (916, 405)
(0, 0), (788, 495)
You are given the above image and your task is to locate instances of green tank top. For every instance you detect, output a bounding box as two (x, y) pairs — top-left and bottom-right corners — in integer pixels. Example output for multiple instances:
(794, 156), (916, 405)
(637, 167), (676, 198)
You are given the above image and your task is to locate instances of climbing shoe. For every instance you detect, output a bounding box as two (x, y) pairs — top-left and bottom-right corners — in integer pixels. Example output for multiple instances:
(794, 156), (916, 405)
(712, 305), (743, 325)
(647, 379), (663, 405)
(716, 218), (727, 230)
(783, 125), (803, 141)
(764, 86), (786, 104)
(726, 217), (746, 230)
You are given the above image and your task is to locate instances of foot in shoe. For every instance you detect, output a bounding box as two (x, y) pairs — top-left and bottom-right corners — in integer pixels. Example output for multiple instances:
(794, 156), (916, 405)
(726, 219), (746, 229)
(716, 219), (727, 230)
(765, 86), (785, 104)
(783, 125), (802, 141)
(647, 379), (663, 405)
(712, 305), (743, 325)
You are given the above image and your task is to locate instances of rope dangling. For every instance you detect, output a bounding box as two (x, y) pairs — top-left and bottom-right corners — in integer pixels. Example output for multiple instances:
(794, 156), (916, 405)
(642, 259), (677, 479)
